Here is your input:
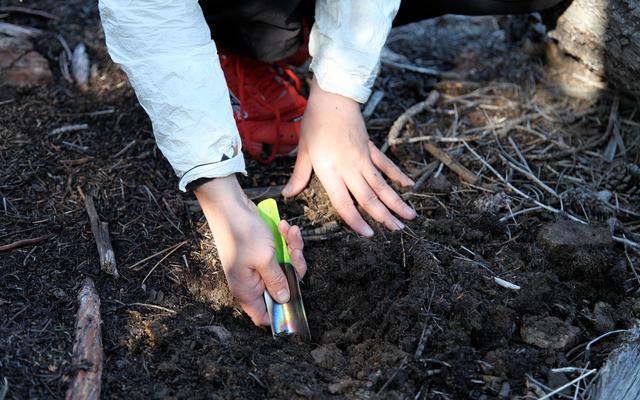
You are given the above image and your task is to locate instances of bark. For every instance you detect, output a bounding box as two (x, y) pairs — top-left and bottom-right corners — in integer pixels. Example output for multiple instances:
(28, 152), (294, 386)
(548, 0), (640, 99)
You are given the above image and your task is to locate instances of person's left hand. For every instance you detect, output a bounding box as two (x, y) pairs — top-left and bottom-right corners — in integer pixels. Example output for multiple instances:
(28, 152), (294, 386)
(282, 79), (416, 237)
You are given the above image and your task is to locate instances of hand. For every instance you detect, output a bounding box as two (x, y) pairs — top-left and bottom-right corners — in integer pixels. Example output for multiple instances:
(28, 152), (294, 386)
(282, 79), (416, 237)
(194, 176), (307, 325)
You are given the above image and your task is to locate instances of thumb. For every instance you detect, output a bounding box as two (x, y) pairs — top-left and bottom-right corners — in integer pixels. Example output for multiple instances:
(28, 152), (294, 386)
(257, 254), (290, 304)
(282, 149), (312, 198)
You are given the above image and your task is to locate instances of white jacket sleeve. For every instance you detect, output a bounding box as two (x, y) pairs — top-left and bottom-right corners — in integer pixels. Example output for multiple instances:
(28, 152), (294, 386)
(99, 0), (245, 192)
(309, 0), (401, 104)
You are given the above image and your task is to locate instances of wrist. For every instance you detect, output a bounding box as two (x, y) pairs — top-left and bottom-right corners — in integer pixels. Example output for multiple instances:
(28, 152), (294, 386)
(194, 175), (249, 217)
(309, 77), (360, 114)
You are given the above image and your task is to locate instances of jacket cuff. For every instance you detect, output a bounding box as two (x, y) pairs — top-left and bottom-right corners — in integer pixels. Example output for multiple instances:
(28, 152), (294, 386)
(178, 152), (246, 192)
(310, 48), (374, 103)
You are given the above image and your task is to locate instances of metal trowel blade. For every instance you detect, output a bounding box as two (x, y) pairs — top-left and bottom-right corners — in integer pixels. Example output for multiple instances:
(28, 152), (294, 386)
(257, 198), (311, 342)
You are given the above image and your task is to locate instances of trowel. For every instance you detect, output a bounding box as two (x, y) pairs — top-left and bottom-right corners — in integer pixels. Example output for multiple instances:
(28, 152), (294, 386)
(257, 198), (311, 342)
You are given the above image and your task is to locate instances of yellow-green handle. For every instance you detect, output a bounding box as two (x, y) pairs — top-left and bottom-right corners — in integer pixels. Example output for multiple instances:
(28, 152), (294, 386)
(257, 198), (291, 264)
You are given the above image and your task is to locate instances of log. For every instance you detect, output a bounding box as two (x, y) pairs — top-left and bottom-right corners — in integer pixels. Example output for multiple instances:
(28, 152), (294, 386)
(590, 328), (640, 400)
(547, 0), (640, 99)
(65, 278), (103, 400)
(84, 194), (118, 278)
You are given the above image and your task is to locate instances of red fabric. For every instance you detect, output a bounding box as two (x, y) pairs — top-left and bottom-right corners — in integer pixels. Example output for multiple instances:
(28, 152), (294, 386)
(220, 51), (307, 163)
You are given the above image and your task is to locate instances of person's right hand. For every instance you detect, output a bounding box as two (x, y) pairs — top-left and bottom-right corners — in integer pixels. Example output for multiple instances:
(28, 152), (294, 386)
(194, 175), (307, 326)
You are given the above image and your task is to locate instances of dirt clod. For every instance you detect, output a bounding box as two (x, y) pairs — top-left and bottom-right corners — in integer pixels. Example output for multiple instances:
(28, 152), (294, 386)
(203, 325), (234, 347)
(310, 343), (345, 369)
(425, 175), (452, 193)
(538, 219), (612, 250)
(520, 315), (580, 350)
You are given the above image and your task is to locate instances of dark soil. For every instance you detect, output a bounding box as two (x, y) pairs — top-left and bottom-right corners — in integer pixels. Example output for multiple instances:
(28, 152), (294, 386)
(1, 2), (639, 399)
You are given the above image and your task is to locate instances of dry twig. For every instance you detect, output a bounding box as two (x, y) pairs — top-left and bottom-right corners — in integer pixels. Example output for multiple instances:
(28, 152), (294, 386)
(71, 43), (90, 92)
(84, 193), (118, 278)
(244, 185), (284, 201)
(362, 90), (384, 120)
(423, 142), (480, 185)
(65, 278), (103, 400)
(463, 142), (586, 224)
(0, 22), (42, 38)
(48, 124), (89, 137)
(0, 233), (54, 252)
(382, 90), (440, 153)
(0, 6), (58, 19)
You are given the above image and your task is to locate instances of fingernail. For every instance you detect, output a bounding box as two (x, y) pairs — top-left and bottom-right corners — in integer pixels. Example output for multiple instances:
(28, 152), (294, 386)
(408, 179), (416, 186)
(362, 226), (374, 237)
(404, 204), (416, 217)
(276, 289), (290, 303)
(395, 219), (405, 230)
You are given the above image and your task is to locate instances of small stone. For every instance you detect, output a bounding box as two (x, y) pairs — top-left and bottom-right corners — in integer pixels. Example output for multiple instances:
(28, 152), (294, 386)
(0, 36), (52, 87)
(520, 316), (580, 350)
(310, 343), (344, 369)
(425, 175), (452, 193)
(204, 325), (233, 347)
(595, 190), (613, 203)
(592, 301), (615, 334)
(498, 382), (510, 399)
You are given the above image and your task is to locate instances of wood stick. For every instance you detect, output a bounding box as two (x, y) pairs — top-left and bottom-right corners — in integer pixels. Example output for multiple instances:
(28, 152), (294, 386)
(362, 90), (385, 120)
(301, 221), (341, 237)
(0, 22), (42, 38)
(243, 185), (284, 201)
(0, 233), (54, 252)
(84, 195), (118, 278)
(423, 142), (480, 185)
(382, 90), (440, 153)
(65, 278), (103, 400)
(0, 6), (59, 19)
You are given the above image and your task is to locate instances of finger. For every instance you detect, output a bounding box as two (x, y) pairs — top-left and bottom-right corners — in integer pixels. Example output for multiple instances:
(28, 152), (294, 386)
(287, 225), (307, 279)
(278, 219), (292, 238)
(239, 297), (270, 326)
(282, 149), (313, 198)
(322, 177), (374, 237)
(345, 173), (405, 231)
(225, 268), (270, 326)
(368, 141), (415, 187)
(255, 254), (290, 304)
(364, 166), (416, 220)
(278, 220), (307, 279)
